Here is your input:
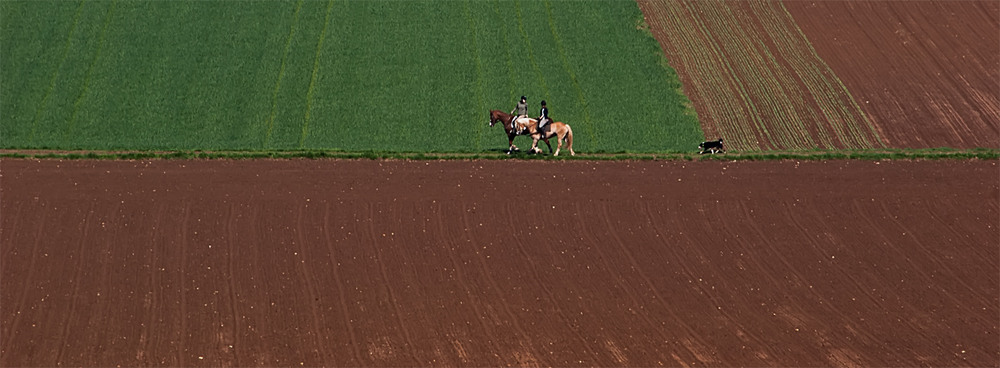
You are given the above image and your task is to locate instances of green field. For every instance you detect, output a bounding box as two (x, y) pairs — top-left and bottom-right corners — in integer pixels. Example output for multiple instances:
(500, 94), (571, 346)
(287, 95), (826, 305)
(2, 0), (701, 153)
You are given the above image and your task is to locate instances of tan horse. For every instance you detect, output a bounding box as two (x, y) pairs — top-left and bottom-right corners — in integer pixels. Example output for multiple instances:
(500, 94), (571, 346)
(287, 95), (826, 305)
(489, 110), (575, 156)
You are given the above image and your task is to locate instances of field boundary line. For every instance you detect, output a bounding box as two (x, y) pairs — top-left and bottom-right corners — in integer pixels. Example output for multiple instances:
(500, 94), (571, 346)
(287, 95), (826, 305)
(264, 0), (304, 148)
(299, 0), (336, 149)
(2, 148), (996, 161)
(647, 2), (740, 141)
(543, 0), (596, 148)
(63, 0), (117, 145)
(29, 0), (86, 145)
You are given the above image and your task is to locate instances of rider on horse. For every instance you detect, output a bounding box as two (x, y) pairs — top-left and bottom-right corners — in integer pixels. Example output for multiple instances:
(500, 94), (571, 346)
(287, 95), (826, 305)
(510, 96), (528, 135)
(537, 100), (550, 135)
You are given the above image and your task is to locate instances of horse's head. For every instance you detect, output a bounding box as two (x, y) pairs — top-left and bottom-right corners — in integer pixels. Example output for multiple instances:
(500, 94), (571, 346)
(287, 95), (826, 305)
(488, 110), (500, 127)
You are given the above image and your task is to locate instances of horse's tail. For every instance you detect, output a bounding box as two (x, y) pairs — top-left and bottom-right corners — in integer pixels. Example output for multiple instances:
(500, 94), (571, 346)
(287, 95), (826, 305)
(563, 124), (573, 148)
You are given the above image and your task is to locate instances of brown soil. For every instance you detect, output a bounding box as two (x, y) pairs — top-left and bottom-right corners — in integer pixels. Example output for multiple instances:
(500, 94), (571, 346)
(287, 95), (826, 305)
(637, 0), (885, 151)
(785, 1), (1000, 149)
(638, 0), (998, 151)
(2, 158), (997, 366)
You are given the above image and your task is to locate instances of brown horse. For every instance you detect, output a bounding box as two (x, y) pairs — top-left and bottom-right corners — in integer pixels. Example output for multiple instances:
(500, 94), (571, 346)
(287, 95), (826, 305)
(488, 110), (575, 156)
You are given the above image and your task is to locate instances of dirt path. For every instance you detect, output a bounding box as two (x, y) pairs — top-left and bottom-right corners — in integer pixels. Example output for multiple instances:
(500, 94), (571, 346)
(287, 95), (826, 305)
(2, 159), (997, 366)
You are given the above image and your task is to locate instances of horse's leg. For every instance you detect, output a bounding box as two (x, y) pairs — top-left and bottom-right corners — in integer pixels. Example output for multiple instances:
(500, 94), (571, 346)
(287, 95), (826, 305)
(543, 136), (554, 154)
(565, 126), (575, 156)
(554, 132), (562, 156)
(508, 135), (516, 154)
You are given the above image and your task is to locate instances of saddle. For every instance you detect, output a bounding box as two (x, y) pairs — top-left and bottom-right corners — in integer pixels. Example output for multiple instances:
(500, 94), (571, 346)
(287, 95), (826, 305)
(511, 116), (531, 135)
(537, 118), (549, 134)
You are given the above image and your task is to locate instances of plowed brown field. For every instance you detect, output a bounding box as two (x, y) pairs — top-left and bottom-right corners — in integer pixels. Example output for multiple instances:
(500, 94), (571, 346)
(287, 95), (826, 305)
(638, 0), (999, 151)
(2, 159), (997, 366)
(786, 1), (1000, 149)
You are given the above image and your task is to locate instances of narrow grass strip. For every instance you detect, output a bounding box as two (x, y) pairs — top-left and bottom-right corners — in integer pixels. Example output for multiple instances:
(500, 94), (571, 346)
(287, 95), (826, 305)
(4, 148), (995, 162)
(299, 0), (336, 149)
(264, 0), (304, 148)
(29, 0), (86, 145)
(62, 0), (116, 146)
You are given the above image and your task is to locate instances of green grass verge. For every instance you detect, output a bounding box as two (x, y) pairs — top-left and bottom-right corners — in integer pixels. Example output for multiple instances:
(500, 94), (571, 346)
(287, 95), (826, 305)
(2, 0), (700, 153)
(3, 148), (996, 162)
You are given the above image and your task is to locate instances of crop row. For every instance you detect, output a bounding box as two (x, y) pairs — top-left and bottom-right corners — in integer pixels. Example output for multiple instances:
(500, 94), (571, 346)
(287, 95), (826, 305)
(639, 0), (884, 151)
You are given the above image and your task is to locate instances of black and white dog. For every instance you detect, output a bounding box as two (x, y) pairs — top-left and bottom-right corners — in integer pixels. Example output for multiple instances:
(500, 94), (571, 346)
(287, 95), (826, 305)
(698, 138), (725, 154)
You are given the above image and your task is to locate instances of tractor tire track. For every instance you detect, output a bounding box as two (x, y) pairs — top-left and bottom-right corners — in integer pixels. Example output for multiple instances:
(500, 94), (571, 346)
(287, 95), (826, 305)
(2, 159), (995, 366)
(264, 0), (304, 148)
(0, 207), (47, 357)
(364, 204), (420, 365)
(54, 206), (95, 365)
(321, 203), (364, 365)
(875, 201), (996, 319)
(177, 203), (191, 366)
(635, 202), (738, 364)
(461, 203), (601, 364)
(435, 203), (506, 366)
(29, 0), (87, 145)
(223, 203), (241, 366)
(62, 0), (117, 145)
(298, 0), (336, 149)
(570, 202), (682, 362)
(0, 201), (26, 289)
(138, 204), (165, 365)
(678, 201), (785, 362)
(778, 200), (930, 362)
(294, 206), (332, 363)
(733, 200), (896, 361)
